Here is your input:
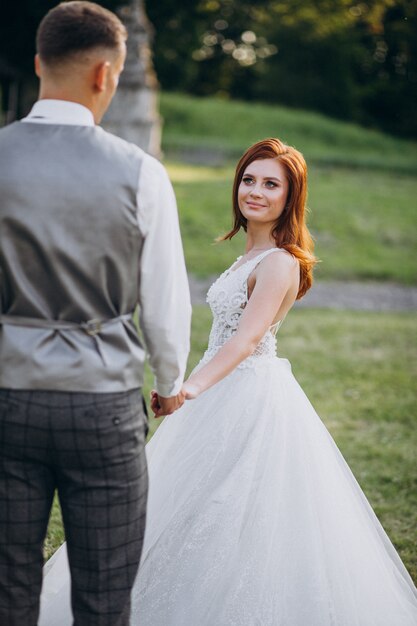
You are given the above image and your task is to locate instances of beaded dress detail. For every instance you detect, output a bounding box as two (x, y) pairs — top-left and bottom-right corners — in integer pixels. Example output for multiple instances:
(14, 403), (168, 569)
(39, 252), (417, 626)
(202, 248), (283, 367)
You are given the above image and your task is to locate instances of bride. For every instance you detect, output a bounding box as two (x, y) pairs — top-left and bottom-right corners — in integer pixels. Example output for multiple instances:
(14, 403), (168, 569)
(40, 138), (417, 625)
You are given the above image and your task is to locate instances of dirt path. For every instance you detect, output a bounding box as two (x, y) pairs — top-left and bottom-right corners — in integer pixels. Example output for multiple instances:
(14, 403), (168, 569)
(189, 275), (417, 311)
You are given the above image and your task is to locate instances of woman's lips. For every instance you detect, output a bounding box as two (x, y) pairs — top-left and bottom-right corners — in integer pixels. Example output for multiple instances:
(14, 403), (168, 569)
(246, 201), (266, 208)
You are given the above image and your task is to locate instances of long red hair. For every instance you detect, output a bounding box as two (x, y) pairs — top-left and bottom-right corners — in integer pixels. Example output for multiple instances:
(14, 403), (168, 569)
(220, 138), (318, 299)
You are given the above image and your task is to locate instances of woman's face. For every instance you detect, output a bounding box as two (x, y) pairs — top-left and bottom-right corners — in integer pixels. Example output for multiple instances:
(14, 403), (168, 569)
(238, 158), (289, 226)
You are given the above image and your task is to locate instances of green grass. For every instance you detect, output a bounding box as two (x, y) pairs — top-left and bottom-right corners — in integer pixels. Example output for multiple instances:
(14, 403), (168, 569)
(46, 308), (417, 584)
(167, 161), (417, 284)
(160, 92), (417, 174)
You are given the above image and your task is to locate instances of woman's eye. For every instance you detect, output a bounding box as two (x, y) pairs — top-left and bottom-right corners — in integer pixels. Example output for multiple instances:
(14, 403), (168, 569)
(242, 177), (254, 184)
(265, 181), (277, 188)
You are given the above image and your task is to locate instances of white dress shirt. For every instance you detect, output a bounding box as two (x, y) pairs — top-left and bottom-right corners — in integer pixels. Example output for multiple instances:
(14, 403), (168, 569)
(22, 99), (192, 396)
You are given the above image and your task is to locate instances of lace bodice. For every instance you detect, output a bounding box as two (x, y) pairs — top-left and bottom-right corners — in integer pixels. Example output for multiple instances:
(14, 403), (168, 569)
(201, 249), (284, 368)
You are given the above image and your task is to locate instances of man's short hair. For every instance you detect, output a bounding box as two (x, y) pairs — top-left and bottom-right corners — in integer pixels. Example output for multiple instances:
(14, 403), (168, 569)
(36, 1), (127, 65)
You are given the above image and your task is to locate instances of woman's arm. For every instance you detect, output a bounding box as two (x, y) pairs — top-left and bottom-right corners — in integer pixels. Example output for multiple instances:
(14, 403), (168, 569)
(183, 251), (299, 399)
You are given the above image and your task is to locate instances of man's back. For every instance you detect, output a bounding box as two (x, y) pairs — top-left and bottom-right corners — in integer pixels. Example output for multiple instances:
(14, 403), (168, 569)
(0, 120), (146, 391)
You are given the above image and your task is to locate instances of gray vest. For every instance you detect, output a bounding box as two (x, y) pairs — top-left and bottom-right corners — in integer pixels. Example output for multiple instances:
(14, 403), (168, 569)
(0, 122), (146, 392)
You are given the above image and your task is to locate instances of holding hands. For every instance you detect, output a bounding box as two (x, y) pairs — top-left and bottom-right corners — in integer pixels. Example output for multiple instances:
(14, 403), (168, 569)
(150, 381), (201, 417)
(150, 390), (185, 418)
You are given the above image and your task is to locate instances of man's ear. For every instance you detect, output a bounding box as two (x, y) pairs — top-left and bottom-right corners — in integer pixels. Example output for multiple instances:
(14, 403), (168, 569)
(94, 61), (110, 93)
(34, 54), (41, 79)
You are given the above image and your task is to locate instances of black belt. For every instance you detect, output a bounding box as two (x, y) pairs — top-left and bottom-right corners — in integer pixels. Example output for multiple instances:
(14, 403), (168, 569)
(0, 313), (133, 337)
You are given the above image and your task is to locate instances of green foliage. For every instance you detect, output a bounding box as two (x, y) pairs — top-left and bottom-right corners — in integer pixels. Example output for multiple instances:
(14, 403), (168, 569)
(46, 308), (417, 583)
(148, 0), (417, 137)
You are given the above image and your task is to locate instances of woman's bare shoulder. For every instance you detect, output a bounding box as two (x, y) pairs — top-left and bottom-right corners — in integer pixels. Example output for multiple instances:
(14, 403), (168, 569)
(257, 248), (299, 275)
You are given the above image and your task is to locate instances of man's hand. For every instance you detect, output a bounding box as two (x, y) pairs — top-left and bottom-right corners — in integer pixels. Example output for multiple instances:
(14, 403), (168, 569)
(150, 390), (185, 418)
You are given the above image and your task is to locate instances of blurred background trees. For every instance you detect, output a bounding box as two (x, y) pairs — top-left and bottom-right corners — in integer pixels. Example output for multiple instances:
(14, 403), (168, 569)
(0, 0), (416, 137)
(146, 0), (416, 137)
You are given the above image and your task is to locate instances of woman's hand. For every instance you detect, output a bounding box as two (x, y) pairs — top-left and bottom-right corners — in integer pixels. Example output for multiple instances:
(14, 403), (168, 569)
(182, 380), (202, 400)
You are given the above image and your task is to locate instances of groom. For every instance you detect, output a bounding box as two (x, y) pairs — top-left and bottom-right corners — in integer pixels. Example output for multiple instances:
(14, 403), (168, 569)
(0, 2), (191, 625)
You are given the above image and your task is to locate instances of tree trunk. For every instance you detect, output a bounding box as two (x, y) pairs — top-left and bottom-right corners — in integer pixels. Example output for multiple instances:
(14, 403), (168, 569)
(102, 0), (161, 157)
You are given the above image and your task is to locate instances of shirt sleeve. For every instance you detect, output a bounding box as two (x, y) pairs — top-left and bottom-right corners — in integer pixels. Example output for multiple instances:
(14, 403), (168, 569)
(136, 154), (192, 397)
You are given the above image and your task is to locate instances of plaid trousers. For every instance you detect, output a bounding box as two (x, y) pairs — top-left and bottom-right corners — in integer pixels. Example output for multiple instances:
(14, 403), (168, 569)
(0, 387), (148, 626)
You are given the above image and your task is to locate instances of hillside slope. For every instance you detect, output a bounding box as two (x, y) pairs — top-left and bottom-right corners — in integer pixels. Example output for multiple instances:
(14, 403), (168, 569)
(160, 92), (417, 174)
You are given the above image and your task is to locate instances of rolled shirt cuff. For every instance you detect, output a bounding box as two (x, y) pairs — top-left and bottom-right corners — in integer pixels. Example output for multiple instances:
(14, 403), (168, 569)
(155, 377), (183, 398)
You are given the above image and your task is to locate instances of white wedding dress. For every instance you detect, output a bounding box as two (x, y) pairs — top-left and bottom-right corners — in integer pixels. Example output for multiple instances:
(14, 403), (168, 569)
(40, 249), (417, 625)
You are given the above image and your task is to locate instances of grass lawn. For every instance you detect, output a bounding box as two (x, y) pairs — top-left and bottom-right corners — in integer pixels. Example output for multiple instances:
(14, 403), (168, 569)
(160, 92), (417, 174)
(167, 161), (417, 284)
(46, 307), (417, 584)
